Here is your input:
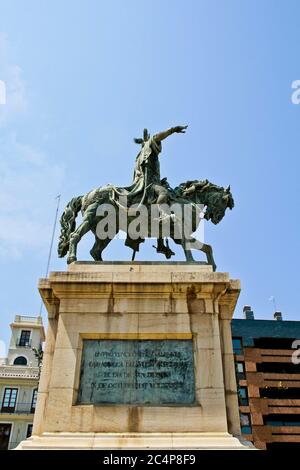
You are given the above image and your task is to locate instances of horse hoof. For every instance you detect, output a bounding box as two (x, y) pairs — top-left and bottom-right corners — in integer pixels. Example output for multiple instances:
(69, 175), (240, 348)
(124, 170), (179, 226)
(67, 256), (77, 264)
(90, 250), (102, 262)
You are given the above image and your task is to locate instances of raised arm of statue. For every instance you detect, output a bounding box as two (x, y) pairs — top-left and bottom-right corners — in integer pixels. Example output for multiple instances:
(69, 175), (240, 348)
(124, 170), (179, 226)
(153, 125), (188, 143)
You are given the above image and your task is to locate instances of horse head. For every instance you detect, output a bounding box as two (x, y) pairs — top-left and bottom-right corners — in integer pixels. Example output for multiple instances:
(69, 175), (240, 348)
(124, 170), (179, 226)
(178, 180), (234, 225)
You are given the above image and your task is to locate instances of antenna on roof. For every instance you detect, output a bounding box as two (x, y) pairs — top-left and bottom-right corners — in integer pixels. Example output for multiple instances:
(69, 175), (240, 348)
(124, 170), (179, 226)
(269, 295), (277, 312)
(39, 195), (61, 316)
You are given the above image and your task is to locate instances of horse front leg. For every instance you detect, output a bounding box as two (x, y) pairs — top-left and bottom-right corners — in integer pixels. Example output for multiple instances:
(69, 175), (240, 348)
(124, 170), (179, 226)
(182, 240), (195, 263)
(202, 243), (216, 271)
(67, 220), (92, 264)
(172, 237), (195, 262)
(187, 237), (217, 271)
(172, 236), (217, 270)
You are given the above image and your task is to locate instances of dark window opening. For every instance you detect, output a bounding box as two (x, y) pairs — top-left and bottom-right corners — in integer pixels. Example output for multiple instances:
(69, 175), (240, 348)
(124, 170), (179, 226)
(31, 389), (38, 413)
(254, 337), (296, 350)
(240, 412), (252, 434)
(0, 423), (11, 450)
(13, 356), (27, 366)
(260, 387), (300, 399)
(264, 414), (300, 426)
(1, 388), (18, 413)
(26, 424), (33, 438)
(238, 386), (249, 406)
(232, 337), (243, 355)
(236, 362), (246, 380)
(257, 362), (300, 374)
(18, 330), (31, 347)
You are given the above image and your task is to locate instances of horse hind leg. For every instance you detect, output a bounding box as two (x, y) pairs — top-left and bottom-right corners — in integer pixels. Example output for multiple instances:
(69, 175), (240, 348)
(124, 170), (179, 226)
(67, 219), (92, 264)
(90, 237), (112, 261)
(68, 203), (100, 264)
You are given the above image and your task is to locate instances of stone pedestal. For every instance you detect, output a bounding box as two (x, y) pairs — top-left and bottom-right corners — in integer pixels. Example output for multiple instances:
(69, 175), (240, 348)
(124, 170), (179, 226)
(17, 262), (252, 449)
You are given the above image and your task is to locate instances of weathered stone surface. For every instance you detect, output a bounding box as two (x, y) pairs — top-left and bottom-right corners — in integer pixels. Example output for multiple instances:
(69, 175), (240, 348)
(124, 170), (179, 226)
(17, 263), (253, 450)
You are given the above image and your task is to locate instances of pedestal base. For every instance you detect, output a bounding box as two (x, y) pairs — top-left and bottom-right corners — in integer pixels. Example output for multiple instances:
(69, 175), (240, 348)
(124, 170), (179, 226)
(20, 263), (255, 451)
(17, 432), (254, 450)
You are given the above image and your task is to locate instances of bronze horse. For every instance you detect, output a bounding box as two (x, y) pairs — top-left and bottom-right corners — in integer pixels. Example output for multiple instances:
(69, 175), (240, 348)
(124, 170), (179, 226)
(58, 179), (234, 271)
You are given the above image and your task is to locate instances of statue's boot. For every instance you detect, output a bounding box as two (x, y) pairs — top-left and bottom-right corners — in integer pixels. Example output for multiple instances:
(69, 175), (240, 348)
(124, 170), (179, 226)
(155, 238), (175, 259)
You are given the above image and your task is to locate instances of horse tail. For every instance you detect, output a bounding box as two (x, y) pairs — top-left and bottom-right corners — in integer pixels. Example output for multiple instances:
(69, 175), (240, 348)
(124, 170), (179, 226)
(58, 196), (83, 257)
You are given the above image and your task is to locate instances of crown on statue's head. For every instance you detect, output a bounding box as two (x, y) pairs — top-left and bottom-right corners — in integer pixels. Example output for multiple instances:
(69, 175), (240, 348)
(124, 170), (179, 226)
(134, 128), (150, 145)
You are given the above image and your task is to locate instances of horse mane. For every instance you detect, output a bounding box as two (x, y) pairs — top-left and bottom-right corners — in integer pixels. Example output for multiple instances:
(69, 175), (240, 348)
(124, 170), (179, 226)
(176, 179), (223, 195)
(175, 179), (234, 209)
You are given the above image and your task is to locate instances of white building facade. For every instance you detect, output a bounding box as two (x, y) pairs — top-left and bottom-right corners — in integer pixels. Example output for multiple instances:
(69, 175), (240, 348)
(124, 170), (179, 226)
(0, 315), (45, 450)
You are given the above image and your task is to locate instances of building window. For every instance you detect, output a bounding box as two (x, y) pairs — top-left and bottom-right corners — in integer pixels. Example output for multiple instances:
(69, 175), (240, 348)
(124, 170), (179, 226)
(26, 424), (33, 438)
(240, 413), (252, 434)
(264, 414), (300, 426)
(260, 386), (300, 399)
(254, 337), (295, 349)
(18, 330), (31, 347)
(257, 361), (300, 374)
(0, 423), (12, 450)
(31, 389), (38, 413)
(238, 386), (249, 406)
(1, 388), (18, 413)
(236, 362), (246, 380)
(232, 337), (243, 355)
(13, 356), (27, 366)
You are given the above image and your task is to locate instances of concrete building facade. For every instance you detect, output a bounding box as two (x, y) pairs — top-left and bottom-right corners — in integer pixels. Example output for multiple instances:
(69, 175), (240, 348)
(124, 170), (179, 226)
(232, 307), (300, 450)
(0, 315), (45, 450)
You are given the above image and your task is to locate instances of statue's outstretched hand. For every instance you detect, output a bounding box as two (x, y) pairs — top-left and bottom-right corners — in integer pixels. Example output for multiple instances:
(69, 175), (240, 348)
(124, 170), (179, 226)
(174, 125), (188, 133)
(153, 125), (188, 142)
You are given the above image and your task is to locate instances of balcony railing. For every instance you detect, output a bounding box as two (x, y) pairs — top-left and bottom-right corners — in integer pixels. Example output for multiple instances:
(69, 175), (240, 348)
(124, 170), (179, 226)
(0, 402), (36, 414)
(14, 315), (42, 324)
(0, 365), (39, 379)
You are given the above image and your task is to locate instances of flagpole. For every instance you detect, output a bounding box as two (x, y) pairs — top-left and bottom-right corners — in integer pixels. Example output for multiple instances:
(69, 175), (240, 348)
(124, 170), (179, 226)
(39, 195), (61, 316)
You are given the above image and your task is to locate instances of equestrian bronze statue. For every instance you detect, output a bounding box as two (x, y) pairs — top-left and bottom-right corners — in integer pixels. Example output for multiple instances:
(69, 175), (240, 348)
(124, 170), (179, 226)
(58, 126), (234, 271)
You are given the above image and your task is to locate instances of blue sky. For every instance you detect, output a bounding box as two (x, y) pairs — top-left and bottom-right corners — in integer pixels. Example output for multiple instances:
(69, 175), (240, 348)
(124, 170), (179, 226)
(0, 0), (299, 351)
